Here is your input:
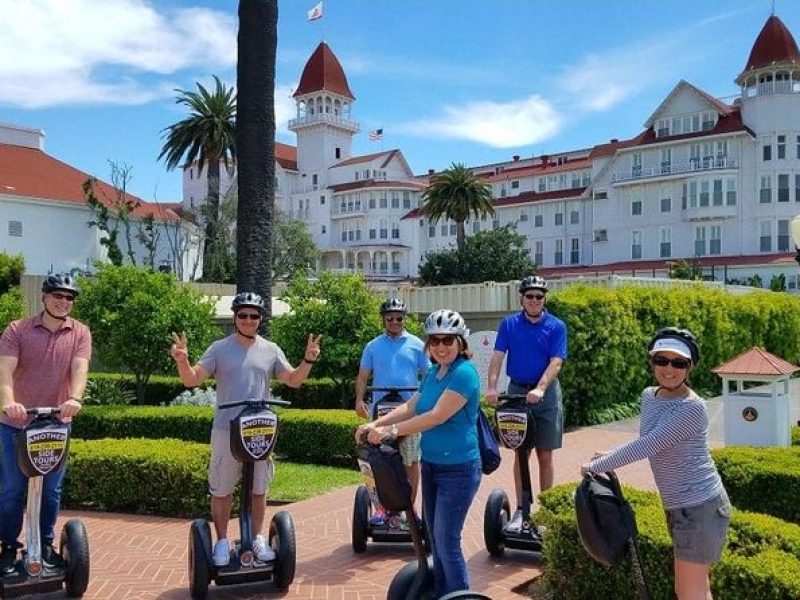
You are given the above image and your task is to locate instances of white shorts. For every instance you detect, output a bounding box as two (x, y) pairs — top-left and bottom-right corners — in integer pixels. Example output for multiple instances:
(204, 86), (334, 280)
(208, 427), (276, 497)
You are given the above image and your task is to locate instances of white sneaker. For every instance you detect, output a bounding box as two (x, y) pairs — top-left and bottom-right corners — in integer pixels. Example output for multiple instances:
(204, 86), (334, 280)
(253, 534), (276, 562)
(505, 508), (525, 534)
(212, 538), (230, 566)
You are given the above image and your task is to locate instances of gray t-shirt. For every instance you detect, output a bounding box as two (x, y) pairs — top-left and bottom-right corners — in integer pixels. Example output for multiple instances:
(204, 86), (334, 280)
(198, 335), (292, 430)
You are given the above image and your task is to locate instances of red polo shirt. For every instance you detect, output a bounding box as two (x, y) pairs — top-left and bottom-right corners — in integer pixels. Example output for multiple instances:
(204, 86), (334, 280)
(0, 313), (92, 427)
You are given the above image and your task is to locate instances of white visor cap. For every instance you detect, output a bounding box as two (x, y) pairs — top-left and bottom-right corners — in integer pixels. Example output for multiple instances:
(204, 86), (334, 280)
(649, 337), (692, 360)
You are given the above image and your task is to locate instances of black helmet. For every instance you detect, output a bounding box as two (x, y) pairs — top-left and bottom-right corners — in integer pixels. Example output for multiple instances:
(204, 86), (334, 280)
(648, 327), (699, 364)
(519, 275), (547, 294)
(380, 297), (407, 315)
(42, 273), (80, 297)
(231, 292), (266, 315)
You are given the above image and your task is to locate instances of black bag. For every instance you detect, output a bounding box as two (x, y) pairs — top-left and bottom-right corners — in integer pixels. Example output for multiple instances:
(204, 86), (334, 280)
(574, 472), (637, 567)
(358, 443), (412, 512)
(477, 408), (501, 475)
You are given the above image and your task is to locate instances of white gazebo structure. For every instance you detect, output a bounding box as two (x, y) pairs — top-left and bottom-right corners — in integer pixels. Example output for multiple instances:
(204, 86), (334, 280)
(712, 347), (798, 447)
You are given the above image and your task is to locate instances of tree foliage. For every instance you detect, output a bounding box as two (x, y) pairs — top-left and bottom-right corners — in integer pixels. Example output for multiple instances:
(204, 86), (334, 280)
(421, 162), (495, 252)
(72, 264), (220, 403)
(272, 211), (319, 279)
(418, 225), (536, 285)
(667, 258), (704, 281)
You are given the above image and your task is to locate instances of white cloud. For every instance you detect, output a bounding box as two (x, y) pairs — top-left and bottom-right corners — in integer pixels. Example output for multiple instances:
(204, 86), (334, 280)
(403, 96), (562, 148)
(275, 84), (297, 136)
(0, 0), (237, 108)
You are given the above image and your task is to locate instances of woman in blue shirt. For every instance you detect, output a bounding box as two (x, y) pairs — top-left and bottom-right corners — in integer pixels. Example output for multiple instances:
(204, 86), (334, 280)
(359, 309), (482, 598)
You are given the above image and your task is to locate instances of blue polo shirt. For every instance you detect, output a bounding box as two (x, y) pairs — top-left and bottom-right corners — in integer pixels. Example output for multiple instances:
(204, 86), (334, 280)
(360, 331), (429, 404)
(415, 357), (480, 465)
(494, 310), (567, 384)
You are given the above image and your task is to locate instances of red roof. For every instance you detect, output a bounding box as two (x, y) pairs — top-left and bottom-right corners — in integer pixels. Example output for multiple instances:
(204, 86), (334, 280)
(0, 143), (180, 221)
(275, 142), (298, 171)
(712, 347), (798, 376)
(479, 158), (591, 183)
(329, 179), (425, 193)
(634, 108), (754, 147)
(333, 150), (397, 168)
(293, 42), (355, 100)
(740, 15), (800, 76)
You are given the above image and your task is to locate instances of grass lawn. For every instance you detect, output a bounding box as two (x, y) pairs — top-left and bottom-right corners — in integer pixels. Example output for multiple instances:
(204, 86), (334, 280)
(270, 462), (362, 502)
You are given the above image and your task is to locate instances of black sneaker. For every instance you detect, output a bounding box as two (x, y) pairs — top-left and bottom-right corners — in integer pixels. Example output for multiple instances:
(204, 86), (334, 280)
(0, 544), (16, 575)
(42, 544), (63, 569)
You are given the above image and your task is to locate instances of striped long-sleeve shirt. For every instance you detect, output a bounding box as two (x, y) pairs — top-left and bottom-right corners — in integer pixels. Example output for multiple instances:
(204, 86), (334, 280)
(588, 386), (722, 510)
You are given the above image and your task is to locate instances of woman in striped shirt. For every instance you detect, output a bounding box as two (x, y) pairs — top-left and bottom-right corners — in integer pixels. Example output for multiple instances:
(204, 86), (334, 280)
(582, 327), (730, 600)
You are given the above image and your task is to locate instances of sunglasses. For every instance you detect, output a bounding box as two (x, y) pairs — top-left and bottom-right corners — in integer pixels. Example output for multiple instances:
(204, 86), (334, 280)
(50, 292), (75, 302)
(384, 316), (404, 323)
(429, 335), (457, 347)
(651, 355), (691, 369)
(236, 312), (262, 321)
(523, 293), (545, 300)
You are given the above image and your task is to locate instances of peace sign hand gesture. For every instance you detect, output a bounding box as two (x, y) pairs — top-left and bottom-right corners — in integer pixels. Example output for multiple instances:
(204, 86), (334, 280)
(304, 334), (322, 363)
(170, 331), (189, 364)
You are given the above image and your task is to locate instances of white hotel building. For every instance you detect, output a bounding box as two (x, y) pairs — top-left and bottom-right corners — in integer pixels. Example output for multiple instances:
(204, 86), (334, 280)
(183, 14), (800, 289)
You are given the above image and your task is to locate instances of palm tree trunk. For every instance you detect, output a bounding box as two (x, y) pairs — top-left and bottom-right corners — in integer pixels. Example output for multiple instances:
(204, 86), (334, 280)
(236, 0), (278, 328)
(456, 220), (467, 252)
(203, 158), (221, 280)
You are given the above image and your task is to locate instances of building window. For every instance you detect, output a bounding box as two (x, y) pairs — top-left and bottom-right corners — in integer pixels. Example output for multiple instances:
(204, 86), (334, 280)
(554, 239), (563, 265)
(631, 197), (642, 216)
(511, 180), (519, 189)
(759, 220), (772, 252)
(534, 241), (543, 266)
(763, 142), (772, 161)
(661, 197), (671, 213)
(778, 174), (790, 202)
(760, 175), (772, 203)
(710, 225), (721, 255)
(472, 221), (480, 234)
(594, 229), (608, 242)
(778, 219), (790, 252)
(570, 238), (580, 265)
(699, 181), (710, 207)
(391, 192), (400, 208)
(335, 147), (341, 159)
(631, 230), (642, 259)
(492, 219), (500, 229)
(8, 220), (22, 237)
(428, 226), (435, 238)
(519, 212), (529, 222)
(370, 228), (376, 239)
(320, 195), (326, 205)
(391, 226), (400, 239)
(726, 178), (737, 206)
(534, 214), (543, 228)
(448, 223), (455, 235)
(695, 227), (707, 256)
(712, 179), (723, 206)
(554, 212), (563, 226)
(569, 209), (580, 224)
(796, 174), (800, 202)
(403, 191), (411, 209)
(632, 152), (642, 177)
(321, 225), (326, 234)
(660, 148), (671, 174)
(660, 227), (671, 258)
(441, 224), (448, 236)
(594, 191), (608, 200)
(797, 135), (800, 159)
(380, 227), (388, 239)
(778, 135), (786, 159)
(379, 195), (388, 209)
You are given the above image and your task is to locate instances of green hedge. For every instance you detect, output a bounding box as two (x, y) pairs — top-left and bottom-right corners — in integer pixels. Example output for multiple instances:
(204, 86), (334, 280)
(713, 445), (800, 524)
(0, 286), (24, 332)
(547, 286), (800, 427)
(72, 406), (363, 467)
(537, 483), (800, 599)
(63, 438), (361, 518)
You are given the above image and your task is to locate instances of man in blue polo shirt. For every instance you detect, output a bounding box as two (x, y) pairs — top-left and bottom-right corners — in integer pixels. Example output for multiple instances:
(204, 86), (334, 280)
(487, 275), (567, 534)
(355, 297), (429, 526)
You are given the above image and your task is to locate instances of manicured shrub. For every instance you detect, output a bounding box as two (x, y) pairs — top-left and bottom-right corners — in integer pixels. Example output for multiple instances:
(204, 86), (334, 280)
(0, 287), (24, 332)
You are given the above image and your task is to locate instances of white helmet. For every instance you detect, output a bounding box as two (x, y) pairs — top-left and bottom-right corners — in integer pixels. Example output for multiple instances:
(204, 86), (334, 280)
(424, 309), (470, 338)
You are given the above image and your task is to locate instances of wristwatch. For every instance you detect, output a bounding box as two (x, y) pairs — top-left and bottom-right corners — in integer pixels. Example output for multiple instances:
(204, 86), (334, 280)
(390, 423), (399, 442)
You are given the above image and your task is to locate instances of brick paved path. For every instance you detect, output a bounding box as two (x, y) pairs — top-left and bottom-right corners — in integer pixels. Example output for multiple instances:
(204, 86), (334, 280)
(37, 424), (655, 600)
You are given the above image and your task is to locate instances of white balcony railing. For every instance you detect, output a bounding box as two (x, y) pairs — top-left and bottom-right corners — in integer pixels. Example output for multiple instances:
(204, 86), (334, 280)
(612, 157), (737, 183)
(288, 114), (360, 131)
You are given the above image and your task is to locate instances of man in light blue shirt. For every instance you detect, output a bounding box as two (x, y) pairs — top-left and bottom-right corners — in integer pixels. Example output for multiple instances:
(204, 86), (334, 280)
(355, 298), (429, 524)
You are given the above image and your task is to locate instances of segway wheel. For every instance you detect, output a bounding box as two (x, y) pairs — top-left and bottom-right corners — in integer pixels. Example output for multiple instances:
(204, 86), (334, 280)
(270, 511), (296, 589)
(188, 519), (212, 600)
(439, 592), (493, 599)
(352, 485), (370, 553)
(483, 488), (510, 557)
(60, 519), (90, 598)
(387, 560), (427, 600)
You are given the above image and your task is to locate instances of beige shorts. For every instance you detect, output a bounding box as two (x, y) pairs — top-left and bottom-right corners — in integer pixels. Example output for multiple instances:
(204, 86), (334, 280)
(399, 432), (421, 466)
(208, 427), (276, 497)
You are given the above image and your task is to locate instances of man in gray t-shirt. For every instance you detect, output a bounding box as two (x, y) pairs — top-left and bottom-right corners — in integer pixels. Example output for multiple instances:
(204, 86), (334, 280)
(171, 292), (320, 566)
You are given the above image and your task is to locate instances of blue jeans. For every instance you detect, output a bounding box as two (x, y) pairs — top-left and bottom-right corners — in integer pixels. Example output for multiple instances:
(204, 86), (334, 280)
(0, 424), (68, 548)
(421, 459), (481, 599)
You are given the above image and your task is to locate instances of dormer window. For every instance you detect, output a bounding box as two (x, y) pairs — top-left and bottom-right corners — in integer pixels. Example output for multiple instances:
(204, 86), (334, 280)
(656, 119), (670, 138)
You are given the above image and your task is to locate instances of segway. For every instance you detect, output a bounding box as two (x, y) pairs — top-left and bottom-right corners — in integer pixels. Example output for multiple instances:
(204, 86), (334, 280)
(188, 398), (296, 599)
(483, 394), (544, 556)
(352, 386), (418, 553)
(0, 407), (90, 598)
(356, 434), (490, 600)
(575, 470), (651, 599)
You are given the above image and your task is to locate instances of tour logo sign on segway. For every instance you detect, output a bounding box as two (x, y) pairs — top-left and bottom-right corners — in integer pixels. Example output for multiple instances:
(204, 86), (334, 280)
(352, 387), (417, 552)
(0, 408), (90, 598)
(188, 398), (296, 600)
(484, 394), (544, 557)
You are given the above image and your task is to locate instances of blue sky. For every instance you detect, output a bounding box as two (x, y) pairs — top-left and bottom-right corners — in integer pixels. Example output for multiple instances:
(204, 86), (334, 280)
(1, 0), (797, 203)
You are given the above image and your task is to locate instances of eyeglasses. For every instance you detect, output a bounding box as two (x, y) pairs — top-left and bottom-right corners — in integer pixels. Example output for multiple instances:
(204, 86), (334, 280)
(236, 312), (262, 321)
(384, 316), (404, 323)
(429, 335), (457, 347)
(50, 292), (75, 302)
(651, 355), (691, 369)
(523, 293), (545, 300)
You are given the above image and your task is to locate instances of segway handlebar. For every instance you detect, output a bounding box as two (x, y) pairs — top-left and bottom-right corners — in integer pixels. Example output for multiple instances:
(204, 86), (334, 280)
(218, 398), (292, 409)
(496, 393), (528, 407)
(365, 386), (418, 393)
(25, 407), (61, 415)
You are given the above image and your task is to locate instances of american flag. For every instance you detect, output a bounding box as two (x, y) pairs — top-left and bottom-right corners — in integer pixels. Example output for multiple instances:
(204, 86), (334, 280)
(307, 1), (323, 21)
(369, 128), (383, 141)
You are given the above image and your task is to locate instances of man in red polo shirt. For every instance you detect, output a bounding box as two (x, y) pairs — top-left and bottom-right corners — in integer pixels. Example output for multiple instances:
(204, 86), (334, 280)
(0, 273), (92, 573)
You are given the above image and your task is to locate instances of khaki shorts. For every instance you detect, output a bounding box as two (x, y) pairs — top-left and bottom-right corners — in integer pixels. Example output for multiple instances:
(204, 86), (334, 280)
(665, 490), (731, 564)
(399, 432), (421, 466)
(208, 427), (275, 497)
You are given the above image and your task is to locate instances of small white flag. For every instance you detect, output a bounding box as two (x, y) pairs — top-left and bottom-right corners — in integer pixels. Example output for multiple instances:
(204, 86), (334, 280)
(307, 1), (323, 21)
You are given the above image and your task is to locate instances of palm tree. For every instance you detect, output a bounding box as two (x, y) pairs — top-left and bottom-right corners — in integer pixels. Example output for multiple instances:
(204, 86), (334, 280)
(236, 0), (277, 326)
(421, 162), (495, 252)
(159, 75), (236, 282)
